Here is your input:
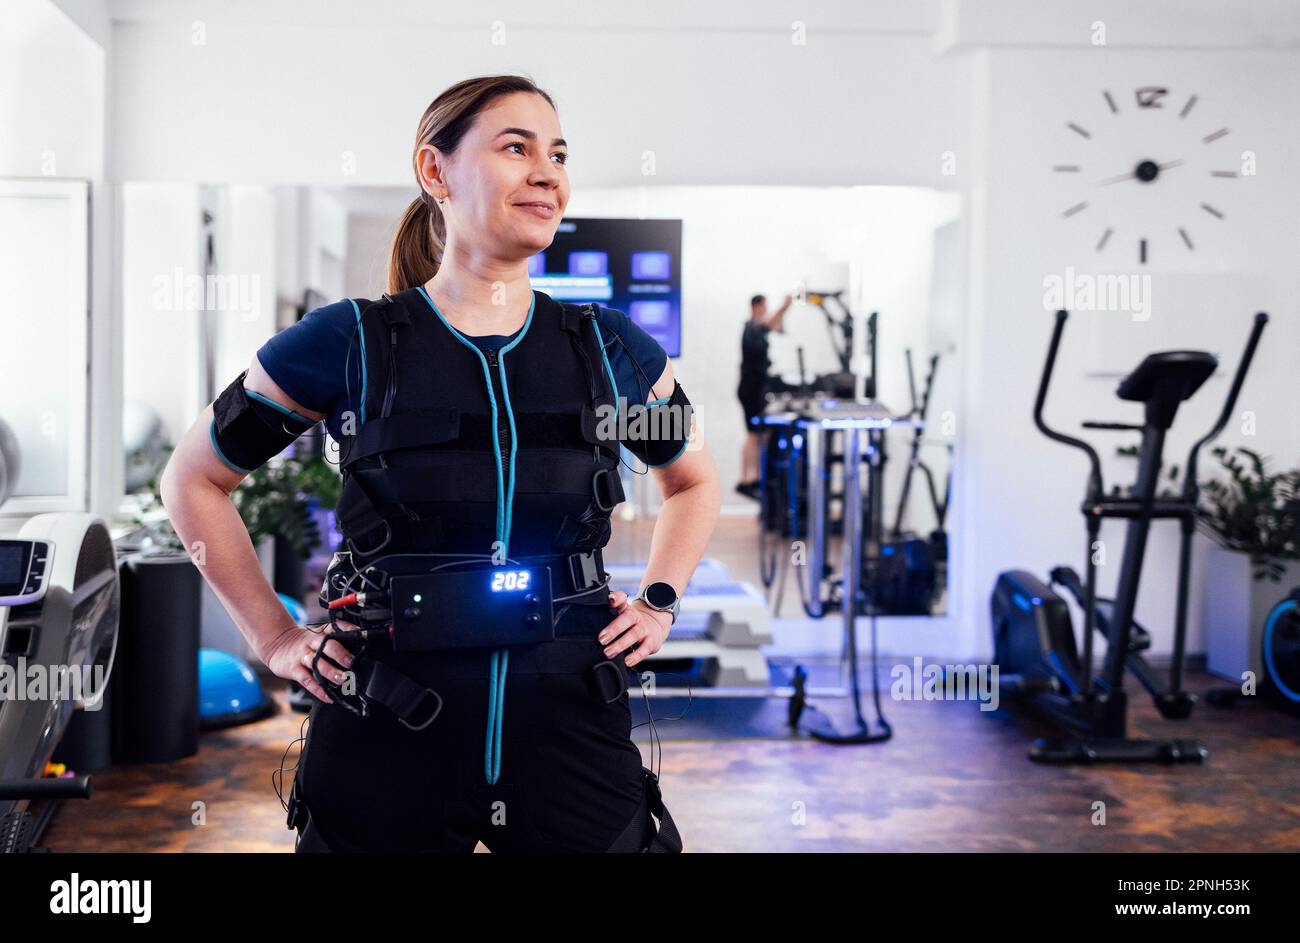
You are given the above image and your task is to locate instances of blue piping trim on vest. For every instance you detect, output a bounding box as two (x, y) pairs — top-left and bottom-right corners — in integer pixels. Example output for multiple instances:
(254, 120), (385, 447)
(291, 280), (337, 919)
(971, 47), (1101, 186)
(348, 299), (368, 424)
(588, 307), (621, 424)
(244, 389), (317, 425)
(647, 395), (671, 407)
(209, 422), (253, 474)
(417, 285), (536, 785)
(495, 297), (533, 546)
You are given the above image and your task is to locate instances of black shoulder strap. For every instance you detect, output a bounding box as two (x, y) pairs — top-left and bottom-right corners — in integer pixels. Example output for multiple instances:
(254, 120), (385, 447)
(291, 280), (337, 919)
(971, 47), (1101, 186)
(558, 300), (595, 335)
(377, 292), (410, 327)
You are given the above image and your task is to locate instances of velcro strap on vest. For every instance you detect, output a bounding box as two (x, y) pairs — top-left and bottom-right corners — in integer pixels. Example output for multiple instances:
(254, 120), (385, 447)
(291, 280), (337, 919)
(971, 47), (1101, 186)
(345, 408), (461, 465)
(358, 658), (443, 730)
(344, 411), (595, 467)
(350, 453), (611, 505)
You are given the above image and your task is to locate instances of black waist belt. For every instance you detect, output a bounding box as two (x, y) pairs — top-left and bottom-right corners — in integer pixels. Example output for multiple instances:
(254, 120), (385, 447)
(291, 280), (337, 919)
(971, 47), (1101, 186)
(518, 548), (611, 611)
(314, 548), (616, 728)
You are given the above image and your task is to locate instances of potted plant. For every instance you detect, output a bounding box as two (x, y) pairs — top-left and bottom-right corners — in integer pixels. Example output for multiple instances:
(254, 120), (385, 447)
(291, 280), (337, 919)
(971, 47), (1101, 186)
(1198, 446), (1300, 681)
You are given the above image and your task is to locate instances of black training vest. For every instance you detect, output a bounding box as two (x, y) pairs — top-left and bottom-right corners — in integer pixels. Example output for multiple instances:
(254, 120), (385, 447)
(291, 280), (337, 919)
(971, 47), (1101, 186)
(333, 286), (626, 564)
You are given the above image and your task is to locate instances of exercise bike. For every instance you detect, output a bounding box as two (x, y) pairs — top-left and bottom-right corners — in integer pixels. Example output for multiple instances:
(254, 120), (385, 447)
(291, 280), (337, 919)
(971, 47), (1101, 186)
(0, 420), (121, 851)
(990, 309), (1268, 764)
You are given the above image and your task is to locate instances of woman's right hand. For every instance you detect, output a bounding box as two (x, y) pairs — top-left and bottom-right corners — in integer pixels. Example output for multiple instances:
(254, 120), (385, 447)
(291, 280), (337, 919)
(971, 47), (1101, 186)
(261, 623), (358, 705)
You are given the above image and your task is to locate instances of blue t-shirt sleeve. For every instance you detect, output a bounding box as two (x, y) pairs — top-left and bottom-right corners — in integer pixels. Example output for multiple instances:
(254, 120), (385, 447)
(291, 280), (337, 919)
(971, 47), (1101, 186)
(255, 299), (361, 415)
(595, 305), (670, 407)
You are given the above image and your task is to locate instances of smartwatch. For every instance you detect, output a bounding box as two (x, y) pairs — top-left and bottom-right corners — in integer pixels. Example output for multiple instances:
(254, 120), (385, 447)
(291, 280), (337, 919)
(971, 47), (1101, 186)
(632, 581), (681, 625)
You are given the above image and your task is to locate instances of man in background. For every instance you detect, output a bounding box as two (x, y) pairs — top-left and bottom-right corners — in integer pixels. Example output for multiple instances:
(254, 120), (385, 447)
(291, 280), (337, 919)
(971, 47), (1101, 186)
(736, 292), (792, 499)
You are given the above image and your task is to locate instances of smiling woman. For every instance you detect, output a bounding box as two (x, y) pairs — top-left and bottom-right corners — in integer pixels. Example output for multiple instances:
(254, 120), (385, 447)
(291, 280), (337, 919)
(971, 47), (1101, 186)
(388, 78), (573, 301)
(153, 73), (720, 855)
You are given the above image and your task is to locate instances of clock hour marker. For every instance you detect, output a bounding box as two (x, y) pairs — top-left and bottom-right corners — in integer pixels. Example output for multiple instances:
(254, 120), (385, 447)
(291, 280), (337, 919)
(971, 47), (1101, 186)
(1053, 165), (1081, 172)
(1139, 238), (1148, 264)
(1202, 127), (1230, 144)
(1062, 201), (1089, 218)
(1135, 87), (1168, 108)
(1200, 202), (1225, 219)
(1210, 170), (1238, 177)
(1103, 91), (1118, 114)
(1096, 227), (1113, 251)
(1067, 122), (1091, 139)
(1179, 95), (1198, 119)
(1178, 227), (1194, 250)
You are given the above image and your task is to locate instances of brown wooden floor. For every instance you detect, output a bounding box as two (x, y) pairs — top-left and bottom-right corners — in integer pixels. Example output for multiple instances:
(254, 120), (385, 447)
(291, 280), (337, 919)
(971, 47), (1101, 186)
(41, 515), (1300, 852)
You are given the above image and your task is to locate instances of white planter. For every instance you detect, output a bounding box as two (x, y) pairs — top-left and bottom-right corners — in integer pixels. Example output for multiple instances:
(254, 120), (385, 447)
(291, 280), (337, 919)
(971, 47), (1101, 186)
(1203, 543), (1300, 683)
(199, 536), (275, 664)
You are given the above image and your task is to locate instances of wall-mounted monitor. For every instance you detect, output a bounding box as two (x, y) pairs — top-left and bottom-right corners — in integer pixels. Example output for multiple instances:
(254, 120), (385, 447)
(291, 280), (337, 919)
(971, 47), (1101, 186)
(529, 217), (683, 357)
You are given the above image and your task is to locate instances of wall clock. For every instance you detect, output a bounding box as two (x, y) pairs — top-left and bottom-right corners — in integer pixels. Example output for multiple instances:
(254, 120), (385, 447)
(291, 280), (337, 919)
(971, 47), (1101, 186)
(1053, 87), (1237, 264)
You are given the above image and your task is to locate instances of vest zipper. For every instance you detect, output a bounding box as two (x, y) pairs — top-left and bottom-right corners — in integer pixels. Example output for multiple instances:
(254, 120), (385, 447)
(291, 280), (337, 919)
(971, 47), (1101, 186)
(485, 347), (512, 466)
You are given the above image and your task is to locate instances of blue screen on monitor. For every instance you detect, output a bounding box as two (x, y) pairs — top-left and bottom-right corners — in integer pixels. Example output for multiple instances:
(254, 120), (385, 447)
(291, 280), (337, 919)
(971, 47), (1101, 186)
(528, 217), (683, 357)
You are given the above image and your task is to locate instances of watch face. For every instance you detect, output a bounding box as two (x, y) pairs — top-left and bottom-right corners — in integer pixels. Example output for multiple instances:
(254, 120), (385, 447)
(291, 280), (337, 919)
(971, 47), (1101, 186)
(643, 581), (677, 609)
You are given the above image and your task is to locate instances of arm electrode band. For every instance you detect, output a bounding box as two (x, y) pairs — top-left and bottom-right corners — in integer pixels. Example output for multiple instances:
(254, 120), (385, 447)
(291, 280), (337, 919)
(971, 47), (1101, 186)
(210, 369), (318, 474)
(622, 379), (694, 468)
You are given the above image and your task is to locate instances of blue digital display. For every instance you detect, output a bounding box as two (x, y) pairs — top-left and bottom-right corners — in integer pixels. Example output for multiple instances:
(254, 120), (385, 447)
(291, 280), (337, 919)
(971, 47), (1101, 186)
(491, 570), (532, 592)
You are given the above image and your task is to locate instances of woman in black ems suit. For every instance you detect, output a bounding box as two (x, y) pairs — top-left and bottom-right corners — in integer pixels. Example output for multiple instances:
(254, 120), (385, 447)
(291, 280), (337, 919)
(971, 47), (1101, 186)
(159, 74), (721, 852)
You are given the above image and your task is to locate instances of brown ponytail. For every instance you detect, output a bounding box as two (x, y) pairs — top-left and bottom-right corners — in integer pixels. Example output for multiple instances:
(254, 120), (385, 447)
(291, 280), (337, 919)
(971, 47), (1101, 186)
(387, 74), (558, 294)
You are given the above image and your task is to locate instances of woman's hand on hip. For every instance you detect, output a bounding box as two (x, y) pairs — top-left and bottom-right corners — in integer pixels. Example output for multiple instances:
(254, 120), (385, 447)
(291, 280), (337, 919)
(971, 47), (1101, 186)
(261, 623), (357, 705)
(598, 599), (672, 669)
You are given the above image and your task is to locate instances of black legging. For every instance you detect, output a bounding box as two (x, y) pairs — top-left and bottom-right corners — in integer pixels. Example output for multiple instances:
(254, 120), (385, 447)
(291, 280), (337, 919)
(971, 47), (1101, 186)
(290, 602), (652, 852)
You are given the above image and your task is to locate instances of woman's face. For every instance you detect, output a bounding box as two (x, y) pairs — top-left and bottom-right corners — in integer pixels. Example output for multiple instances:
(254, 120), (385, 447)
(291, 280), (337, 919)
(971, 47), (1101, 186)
(419, 91), (570, 262)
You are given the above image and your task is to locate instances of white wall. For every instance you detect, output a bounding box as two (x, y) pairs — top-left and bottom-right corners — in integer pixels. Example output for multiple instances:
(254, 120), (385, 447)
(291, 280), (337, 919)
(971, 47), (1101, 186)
(214, 186), (279, 387)
(121, 183), (280, 444)
(2, 0), (118, 521)
(108, 2), (967, 189)
(956, 45), (1300, 663)
(120, 183), (202, 444)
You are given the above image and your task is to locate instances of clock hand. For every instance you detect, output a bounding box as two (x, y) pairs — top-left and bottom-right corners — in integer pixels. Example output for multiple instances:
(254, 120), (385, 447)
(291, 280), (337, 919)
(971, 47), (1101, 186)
(1097, 158), (1186, 186)
(1097, 168), (1138, 186)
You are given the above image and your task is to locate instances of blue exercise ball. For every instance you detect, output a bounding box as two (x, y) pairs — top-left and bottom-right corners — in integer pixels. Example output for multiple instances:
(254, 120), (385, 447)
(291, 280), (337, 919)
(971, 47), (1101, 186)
(199, 648), (271, 729)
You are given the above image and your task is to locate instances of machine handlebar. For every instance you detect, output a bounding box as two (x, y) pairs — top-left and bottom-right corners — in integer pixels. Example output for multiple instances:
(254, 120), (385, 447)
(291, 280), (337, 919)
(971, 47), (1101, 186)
(1181, 311), (1269, 501)
(0, 774), (92, 800)
(1033, 310), (1105, 500)
(1034, 309), (1268, 504)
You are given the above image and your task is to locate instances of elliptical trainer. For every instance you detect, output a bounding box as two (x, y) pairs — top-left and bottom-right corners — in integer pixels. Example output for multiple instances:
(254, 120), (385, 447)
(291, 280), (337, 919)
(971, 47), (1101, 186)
(990, 309), (1268, 764)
